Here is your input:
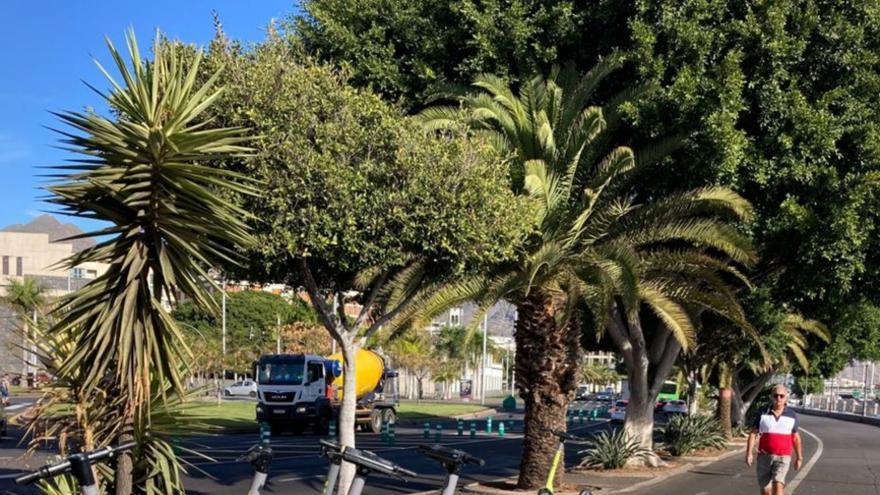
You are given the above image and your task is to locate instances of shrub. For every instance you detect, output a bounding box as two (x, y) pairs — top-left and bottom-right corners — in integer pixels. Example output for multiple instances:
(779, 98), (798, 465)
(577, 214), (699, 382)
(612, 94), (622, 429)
(662, 414), (728, 456)
(578, 429), (652, 469)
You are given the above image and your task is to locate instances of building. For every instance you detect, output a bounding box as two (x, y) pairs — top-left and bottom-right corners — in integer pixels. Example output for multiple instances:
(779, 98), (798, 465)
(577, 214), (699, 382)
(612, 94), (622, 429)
(0, 216), (109, 377)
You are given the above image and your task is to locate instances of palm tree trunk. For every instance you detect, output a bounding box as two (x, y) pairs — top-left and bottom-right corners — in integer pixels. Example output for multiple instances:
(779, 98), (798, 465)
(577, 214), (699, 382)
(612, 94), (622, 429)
(514, 290), (581, 490)
(717, 363), (733, 438)
(114, 414), (134, 495)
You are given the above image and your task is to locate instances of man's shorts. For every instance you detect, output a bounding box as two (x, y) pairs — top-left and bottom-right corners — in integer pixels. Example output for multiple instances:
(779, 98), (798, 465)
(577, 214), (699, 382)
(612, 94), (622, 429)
(756, 454), (791, 488)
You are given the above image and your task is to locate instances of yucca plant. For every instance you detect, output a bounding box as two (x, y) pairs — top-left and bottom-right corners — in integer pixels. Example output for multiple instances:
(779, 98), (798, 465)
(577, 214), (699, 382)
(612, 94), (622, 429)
(412, 61), (755, 487)
(578, 429), (652, 470)
(661, 414), (728, 457)
(42, 29), (254, 493)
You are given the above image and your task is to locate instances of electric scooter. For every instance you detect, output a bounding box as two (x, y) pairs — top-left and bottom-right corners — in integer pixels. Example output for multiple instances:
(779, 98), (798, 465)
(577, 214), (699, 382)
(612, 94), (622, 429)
(538, 429), (593, 495)
(16, 442), (137, 495)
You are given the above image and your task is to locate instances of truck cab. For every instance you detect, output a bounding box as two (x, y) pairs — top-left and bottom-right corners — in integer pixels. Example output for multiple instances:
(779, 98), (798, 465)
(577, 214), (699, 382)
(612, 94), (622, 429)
(254, 354), (335, 435)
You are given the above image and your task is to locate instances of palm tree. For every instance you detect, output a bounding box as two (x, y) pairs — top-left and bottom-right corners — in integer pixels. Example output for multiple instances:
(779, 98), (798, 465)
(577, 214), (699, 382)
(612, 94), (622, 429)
(44, 31), (254, 494)
(3, 277), (48, 384)
(581, 362), (619, 391)
(414, 61), (754, 486)
(729, 313), (830, 426)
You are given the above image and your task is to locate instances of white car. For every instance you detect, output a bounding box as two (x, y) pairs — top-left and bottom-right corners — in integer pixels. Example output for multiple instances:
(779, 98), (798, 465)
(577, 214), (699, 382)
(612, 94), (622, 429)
(610, 400), (627, 423)
(224, 379), (257, 398)
(662, 399), (688, 415)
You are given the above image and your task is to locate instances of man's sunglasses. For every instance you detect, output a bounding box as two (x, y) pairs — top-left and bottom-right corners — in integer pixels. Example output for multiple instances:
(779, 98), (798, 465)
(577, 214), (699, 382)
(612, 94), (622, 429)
(773, 394), (787, 398)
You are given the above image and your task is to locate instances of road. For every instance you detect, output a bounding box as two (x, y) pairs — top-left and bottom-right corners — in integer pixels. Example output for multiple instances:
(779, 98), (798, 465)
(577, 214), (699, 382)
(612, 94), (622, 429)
(0, 405), (876, 494)
(625, 413), (880, 495)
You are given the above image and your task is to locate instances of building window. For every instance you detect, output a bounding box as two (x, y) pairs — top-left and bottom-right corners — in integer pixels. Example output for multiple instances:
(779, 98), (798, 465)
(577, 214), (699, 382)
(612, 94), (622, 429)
(1, 256), (7, 275)
(449, 308), (462, 326)
(72, 267), (84, 278)
(15, 257), (22, 276)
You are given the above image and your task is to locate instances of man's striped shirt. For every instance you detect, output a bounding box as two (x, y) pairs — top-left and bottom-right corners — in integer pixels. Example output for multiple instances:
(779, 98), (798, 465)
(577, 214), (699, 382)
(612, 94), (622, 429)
(752, 406), (798, 456)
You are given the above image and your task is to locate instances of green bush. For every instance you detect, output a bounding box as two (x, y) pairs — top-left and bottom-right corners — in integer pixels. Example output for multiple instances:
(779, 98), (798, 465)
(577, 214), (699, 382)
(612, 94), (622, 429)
(578, 429), (651, 470)
(662, 414), (728, 456)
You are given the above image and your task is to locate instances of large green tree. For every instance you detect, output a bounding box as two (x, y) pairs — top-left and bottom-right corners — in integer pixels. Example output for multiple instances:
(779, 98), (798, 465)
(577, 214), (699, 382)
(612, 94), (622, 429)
(203, 31), (528, 493)
(174, 290), (316, 372)
(292, 0), (880, 378)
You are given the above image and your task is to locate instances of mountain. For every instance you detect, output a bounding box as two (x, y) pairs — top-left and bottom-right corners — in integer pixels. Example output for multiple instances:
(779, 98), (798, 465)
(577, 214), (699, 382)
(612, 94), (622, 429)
(2, 214), (95, 252)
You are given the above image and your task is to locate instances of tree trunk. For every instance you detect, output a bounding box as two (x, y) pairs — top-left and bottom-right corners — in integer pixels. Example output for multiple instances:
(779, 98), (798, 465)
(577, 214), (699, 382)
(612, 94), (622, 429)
(686, 370), (700, 416)
(717, 363), (733, 438)
(114, 417), (134, 495)
(622, 353), (661, 466)
(336, 338), (358, 495)
(514, 291), (581, 490)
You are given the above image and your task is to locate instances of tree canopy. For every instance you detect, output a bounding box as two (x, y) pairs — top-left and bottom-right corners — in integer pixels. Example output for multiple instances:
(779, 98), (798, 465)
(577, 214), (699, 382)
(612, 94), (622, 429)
(291, 0), (880, 377)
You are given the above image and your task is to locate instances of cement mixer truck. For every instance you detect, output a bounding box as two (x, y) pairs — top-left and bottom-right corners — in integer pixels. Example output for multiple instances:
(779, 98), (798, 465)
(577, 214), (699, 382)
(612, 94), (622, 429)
(254, 349), (398, 435)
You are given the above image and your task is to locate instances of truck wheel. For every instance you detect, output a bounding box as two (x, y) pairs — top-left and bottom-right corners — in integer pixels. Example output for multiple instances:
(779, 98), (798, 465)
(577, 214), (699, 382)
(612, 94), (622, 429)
(382, 408), (396, 426)
(249, 391), (256, 398)
(369, 409), (383, 434)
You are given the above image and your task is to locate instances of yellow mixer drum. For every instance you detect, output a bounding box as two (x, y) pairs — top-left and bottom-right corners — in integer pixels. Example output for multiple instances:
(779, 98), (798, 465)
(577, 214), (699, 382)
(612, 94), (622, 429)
(327, 349), (384, 399)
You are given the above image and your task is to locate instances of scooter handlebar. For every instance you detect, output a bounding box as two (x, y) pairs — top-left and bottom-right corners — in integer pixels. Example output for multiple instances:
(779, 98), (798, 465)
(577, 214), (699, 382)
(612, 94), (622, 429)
(16, 442), (137, 485)
(417, 444), (485, 466)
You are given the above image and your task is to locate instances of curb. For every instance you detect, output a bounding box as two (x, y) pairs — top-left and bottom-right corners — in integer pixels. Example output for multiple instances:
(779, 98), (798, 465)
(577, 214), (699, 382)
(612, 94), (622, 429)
(792, 407), (880, 428)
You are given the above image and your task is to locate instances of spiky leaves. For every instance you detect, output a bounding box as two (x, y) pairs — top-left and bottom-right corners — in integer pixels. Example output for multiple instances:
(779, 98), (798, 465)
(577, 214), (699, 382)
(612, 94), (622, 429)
(44, 30), (254, 492)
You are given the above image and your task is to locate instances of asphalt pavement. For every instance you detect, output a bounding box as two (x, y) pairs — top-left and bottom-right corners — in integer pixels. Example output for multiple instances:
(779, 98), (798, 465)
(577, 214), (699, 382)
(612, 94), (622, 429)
(0, 403), (876, 494)
(624, 413), (880, 495)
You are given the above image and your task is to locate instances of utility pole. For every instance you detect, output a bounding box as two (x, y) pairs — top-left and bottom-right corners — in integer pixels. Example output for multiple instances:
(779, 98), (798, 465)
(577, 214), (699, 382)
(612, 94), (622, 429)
(331, 294), (338, 355)
(276, 313), (281, 354)
(221, 279), (227, 356)
(481, 312), (488, 406)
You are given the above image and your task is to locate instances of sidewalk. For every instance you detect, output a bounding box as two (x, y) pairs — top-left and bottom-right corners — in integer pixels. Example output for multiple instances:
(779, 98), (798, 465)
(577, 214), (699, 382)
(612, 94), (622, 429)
(460, 439), (747, 494)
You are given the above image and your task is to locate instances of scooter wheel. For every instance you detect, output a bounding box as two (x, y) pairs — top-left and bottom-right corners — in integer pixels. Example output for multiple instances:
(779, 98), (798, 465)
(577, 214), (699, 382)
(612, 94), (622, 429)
(537, 489), (553, 495)
(577, 491), (593, 495)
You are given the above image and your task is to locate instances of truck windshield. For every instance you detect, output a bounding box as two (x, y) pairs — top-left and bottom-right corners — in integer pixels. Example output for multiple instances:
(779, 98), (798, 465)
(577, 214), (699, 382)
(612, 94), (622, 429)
(257, 358), (305, 385)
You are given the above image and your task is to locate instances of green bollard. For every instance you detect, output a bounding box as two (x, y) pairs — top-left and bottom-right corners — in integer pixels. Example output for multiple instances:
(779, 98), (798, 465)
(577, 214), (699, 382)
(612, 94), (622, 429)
(508, 414), (515, 432)
(470, 422), (476, 438)
(389, 422), (396, 446)
(498, 421), (505, 437)
(457, 419), (464, 436)
(486, 416), (493, 434)
(382, 421), (389, 443)
(259, 422), (271, 441)
(329, 418), (337, 438)
(578, 409), (584, 425)
(424, 421), (431, 439)
(435, 423), (442, 442)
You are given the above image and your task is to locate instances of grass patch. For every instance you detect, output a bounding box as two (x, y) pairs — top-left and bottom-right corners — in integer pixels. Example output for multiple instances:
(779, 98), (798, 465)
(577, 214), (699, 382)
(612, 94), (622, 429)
(396, 402), (490, 421)
(173, 400), (491, 433)
(180, 400), (256, 432)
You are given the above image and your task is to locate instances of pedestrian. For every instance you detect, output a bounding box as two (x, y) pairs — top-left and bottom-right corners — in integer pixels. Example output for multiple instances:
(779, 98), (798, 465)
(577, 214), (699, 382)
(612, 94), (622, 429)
(0, 374), (10, 406)
(745, 384), (803, 495)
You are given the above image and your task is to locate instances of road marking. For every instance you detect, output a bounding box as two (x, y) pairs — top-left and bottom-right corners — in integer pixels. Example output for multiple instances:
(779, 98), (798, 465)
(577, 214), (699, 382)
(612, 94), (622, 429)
(788, 427), (823, 494)
(6, 402), (32, 412)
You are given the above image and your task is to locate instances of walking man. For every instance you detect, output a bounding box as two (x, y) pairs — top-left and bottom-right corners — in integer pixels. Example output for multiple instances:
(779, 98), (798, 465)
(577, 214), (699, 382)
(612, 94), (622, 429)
(746, 384), (803, 495)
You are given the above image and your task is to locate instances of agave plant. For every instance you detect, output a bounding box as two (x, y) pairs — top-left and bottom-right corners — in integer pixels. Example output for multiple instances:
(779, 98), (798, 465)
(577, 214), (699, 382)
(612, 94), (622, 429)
(43, 30), (254, 493)
(661, 414), (728, 456)
(578, 429), (652, 470)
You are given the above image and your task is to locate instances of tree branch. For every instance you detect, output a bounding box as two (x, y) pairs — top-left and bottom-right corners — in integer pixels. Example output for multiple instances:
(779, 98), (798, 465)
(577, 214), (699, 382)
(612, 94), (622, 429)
(297, 257), (345, 343)
(606, 301), (634, 368)
(649, 333), (682, 399)
(359, 286), (423, 347)
(352, 271), (388, 330)
(648, 325), (671, 364)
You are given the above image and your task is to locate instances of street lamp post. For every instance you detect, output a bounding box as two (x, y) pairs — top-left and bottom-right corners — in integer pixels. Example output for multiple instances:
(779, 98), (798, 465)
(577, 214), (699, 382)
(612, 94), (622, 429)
(480, 312), (488, 406)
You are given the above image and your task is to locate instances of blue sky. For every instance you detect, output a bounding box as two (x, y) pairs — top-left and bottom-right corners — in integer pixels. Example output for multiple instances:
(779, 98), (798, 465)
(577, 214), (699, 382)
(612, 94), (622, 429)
(0, 1), (297, 232)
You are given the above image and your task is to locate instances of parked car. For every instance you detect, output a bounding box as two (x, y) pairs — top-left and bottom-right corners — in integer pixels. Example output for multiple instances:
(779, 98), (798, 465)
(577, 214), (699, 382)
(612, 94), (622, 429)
(575, 385), (590, 401)
(595, 392), (614, 403)
(662, 399), (688, 415)
(224, 379), (257, 398)
(610, 400), (628, 423)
